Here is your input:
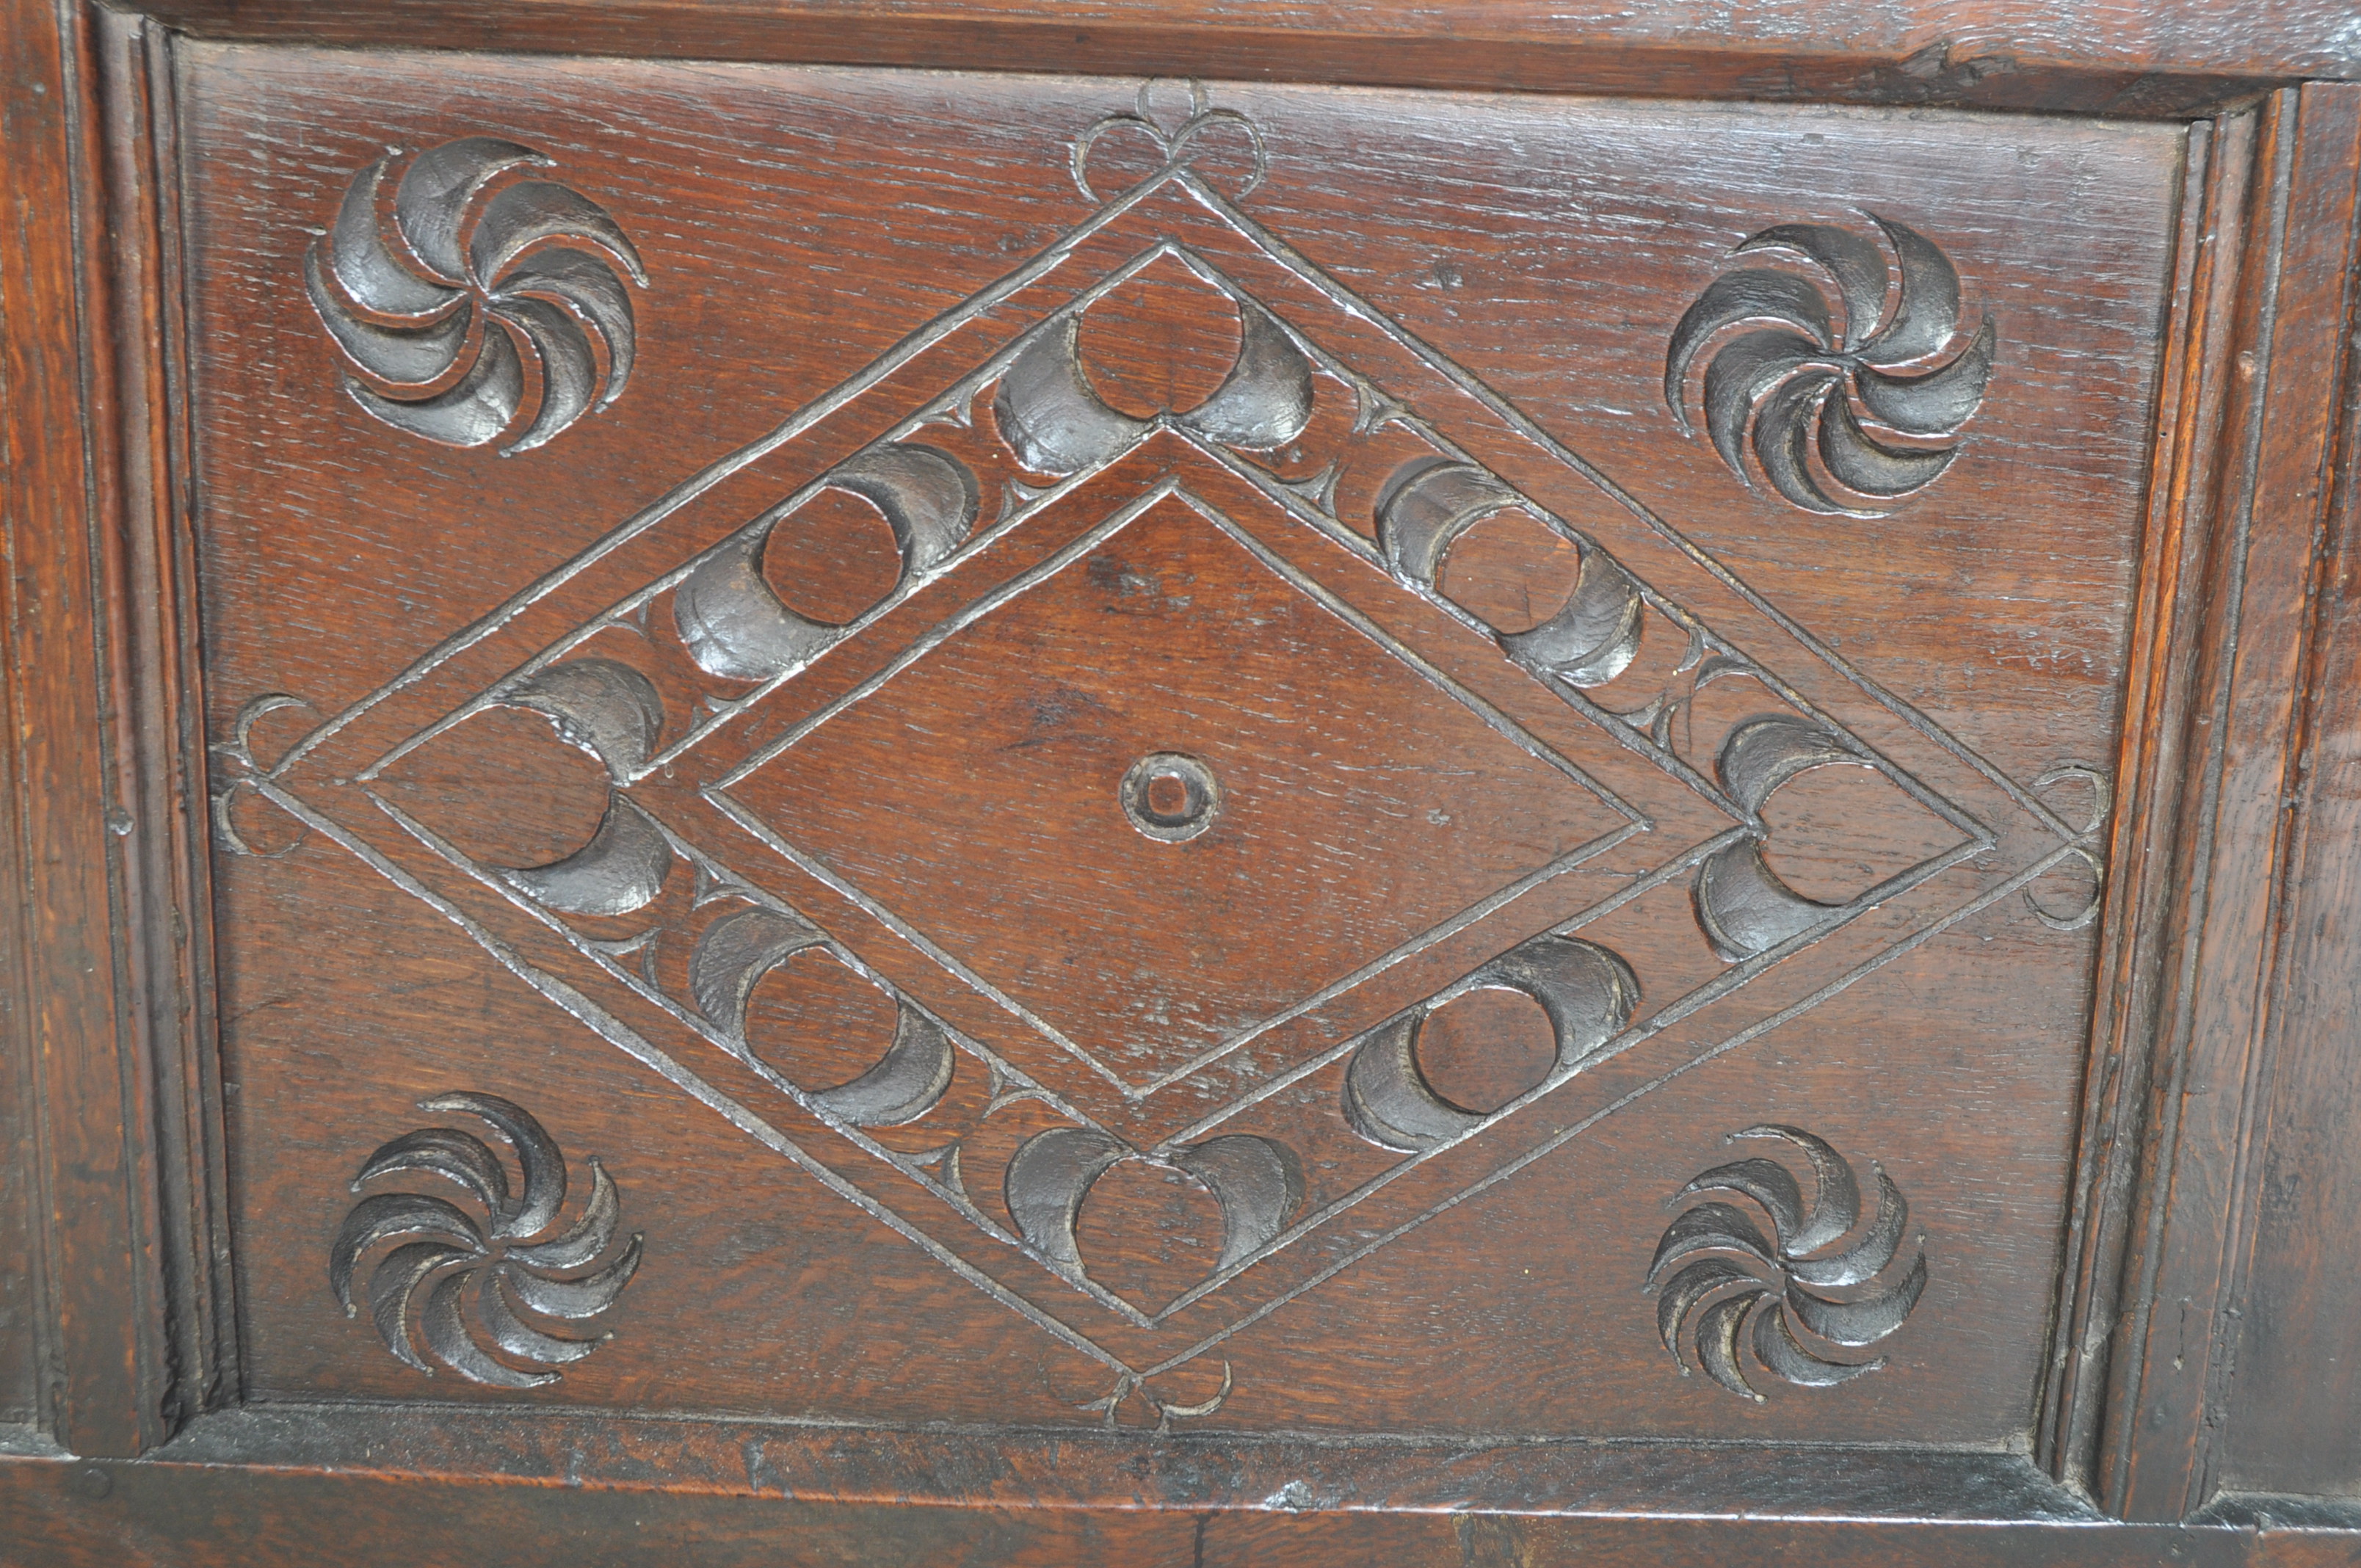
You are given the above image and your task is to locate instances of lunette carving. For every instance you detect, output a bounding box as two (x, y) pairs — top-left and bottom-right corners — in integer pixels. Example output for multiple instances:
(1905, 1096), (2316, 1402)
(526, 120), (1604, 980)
(328, 1092), (642, 1387)
(1644, 1127), (1926, 1401)
(1691, 714), (1876, 963)
(1664, 214), (1995, 516)
(1341, 934), (1639, 1153)
(1366, 444), (1972, 967)
(306, 136), (648, 453)
(492, 658), (675, 915)
(1004, 1128), (1305, 1303)
(674, 443), (980, 683)
(993, 297), (1314, 477)
(689, 904), (957, 1126)
(1377, 457), (1645, 691)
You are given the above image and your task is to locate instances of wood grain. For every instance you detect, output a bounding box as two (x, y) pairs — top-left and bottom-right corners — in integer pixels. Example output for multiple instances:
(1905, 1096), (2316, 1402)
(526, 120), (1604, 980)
(0, 0), (53, 1411)
(2092, 83), (2361, 1522)
(167, 47), (2183, 1459)
(1, 1440), (2355, 1566)
(2037, 102), (2246, 1500)
(2215, 90), (2361, 1500)
(1, 0), (173, 1456)
(120, 0), (2361, 116)
(9, 0), (2361, 1557)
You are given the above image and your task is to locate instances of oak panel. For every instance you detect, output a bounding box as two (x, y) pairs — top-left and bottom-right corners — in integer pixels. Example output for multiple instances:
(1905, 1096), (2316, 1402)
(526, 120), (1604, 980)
(180, 48), (2174, 1448)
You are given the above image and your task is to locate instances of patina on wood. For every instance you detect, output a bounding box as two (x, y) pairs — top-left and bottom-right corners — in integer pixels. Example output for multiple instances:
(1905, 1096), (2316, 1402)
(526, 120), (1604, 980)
(6, 1), (2361, 1562)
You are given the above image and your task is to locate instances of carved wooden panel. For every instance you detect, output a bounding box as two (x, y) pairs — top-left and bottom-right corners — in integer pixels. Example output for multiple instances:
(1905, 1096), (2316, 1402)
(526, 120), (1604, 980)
(7, 1), (2361, 1561)
(177, 50), (2187, 1447)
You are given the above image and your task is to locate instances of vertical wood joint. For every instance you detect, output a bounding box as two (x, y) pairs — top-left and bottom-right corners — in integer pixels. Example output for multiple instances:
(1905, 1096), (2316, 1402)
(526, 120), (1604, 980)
(2066, 81), (2361, 1522)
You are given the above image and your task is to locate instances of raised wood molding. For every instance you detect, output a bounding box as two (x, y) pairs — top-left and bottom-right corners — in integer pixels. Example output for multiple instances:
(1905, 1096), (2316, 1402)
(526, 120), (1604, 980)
(119, 0), (2361, 115)
(2095, 81), (2361, 1522)
(4, 0), (170, 1458)
(2035, 82), (2361, 1521)
(8, 1), (2361, 1558)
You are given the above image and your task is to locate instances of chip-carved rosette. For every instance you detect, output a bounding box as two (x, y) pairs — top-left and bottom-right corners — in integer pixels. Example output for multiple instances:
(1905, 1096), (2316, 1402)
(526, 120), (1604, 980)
(242, 124), (2105, 1398)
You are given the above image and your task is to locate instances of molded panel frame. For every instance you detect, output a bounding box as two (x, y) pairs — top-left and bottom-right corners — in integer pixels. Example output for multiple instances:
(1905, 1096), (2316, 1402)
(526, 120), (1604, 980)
(6, 0), (2361, 1557)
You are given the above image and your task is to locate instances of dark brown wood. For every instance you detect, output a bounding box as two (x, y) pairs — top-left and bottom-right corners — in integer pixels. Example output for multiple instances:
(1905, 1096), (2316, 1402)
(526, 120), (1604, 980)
(117, 0), (2361, 117)
(2213, 92), (2361, 1498)
(86, 0), (236, 1440)
(167, 46), (2169, 1454)
(2037, 98), (2247, 1498)
(0, 0), (47, 1399)
(2089, 81), (2361, 1522)
(8, 0), (2361, 1560)
(2, 0), (173, 1458)
(0, 1451), (2315, 1568)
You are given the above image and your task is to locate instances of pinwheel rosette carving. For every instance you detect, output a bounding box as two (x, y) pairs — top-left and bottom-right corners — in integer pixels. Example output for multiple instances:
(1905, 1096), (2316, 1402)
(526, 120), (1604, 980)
(1664, 214), (1996, 516)
(305, 136), (648, 454)
(1644, 1126), (1926, 1401)
(328, 1092), (642, 1388)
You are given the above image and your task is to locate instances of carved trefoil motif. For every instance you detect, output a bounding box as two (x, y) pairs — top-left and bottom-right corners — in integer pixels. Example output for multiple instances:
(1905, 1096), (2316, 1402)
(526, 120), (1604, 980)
(306, 136), (647, 453)
(329, 1094), (642, 1387)
(238, 85), (2103, 1421)
(1645, 1128), (1927, 1400)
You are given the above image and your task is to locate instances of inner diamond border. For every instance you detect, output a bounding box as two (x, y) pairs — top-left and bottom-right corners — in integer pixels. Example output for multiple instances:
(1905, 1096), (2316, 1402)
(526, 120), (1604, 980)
(709, 477), (1654, 1099)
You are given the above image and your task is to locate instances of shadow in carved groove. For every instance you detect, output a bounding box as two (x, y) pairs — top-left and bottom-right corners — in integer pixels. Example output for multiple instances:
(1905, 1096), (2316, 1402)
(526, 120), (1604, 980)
(1341, 933), (1640, 1153)
(1375, 457), (1645, 691)
(1004, 1128), (1303, 1310)
(993, 294), (1314, 478)
(1692, 714), (1879, 962)
(689, 904), (957, 1126)
(490, 657), (674, 915)
(1644, 1126), (1926, 1401)
(1664, 213), (1995, 516)
(306, 136), (648, 453)
(239, 87), (2095, 1412)
(1070, 79), (1268, 203)
(328, 1092), (642, 1388)
(673, 443), (979, 683)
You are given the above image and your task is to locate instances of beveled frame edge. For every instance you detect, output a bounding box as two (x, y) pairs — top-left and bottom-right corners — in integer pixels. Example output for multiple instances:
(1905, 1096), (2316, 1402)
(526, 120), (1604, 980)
(1, 0), (231, 1457)
(2058, 81), (2361, 1522)
(101, 0), (2361, 120)
(7, 0), (2361, 1539)
(2038, 95), (2273, 1510)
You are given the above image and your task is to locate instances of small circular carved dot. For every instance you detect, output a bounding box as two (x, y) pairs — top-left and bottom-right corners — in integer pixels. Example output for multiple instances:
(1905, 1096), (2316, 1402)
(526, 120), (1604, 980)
(1146, 772), (1191, 818)
(1121, 752), (1221, 843)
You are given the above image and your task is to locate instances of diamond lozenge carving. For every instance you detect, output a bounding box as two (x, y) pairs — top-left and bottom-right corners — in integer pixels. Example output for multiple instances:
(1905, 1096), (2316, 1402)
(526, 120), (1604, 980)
(720, 487), (1639, 1094)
